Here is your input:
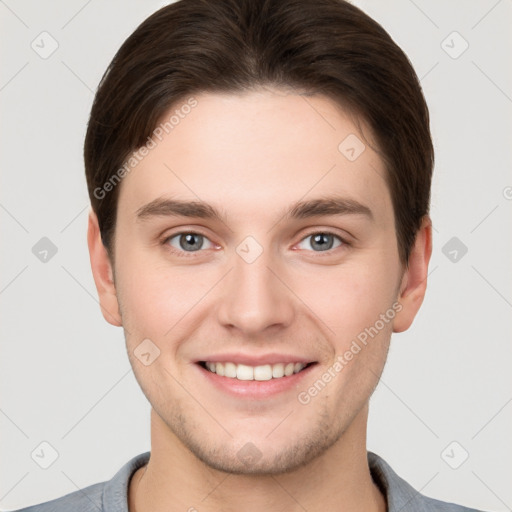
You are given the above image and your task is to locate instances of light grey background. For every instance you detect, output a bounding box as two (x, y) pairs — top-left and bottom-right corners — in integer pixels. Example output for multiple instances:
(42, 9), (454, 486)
(1, 0), (511, 510)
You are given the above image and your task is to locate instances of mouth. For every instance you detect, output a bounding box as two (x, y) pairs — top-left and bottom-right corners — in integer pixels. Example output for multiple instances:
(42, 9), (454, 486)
(198, 361), (316, 381)
(195, 359), (318, 399)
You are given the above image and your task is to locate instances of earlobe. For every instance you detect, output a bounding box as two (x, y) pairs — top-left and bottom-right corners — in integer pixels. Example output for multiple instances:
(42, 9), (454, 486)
(87, 208), (122, 327)
(393, 216), (433, 333)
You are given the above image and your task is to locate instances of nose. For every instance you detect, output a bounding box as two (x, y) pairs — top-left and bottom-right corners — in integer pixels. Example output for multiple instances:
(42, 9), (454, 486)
(216, 244), (295, 336)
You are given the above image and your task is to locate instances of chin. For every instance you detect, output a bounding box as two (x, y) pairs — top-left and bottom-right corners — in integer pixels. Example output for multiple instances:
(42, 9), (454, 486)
(190, 442), (329, 475)
(170, 412), (341, 476)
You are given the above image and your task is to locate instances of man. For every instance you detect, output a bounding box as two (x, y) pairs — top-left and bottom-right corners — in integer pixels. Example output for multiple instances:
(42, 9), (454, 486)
(11, 0), (485, 510)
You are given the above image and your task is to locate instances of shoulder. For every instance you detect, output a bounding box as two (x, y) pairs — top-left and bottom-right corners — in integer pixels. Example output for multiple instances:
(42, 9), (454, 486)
(368, 451), (488, 512)
(7, 482), (105, 512)
(7, 451), (151, 512)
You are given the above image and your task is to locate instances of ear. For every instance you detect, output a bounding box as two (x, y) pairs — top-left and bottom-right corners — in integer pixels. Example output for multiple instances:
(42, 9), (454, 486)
(393, 215), (433, 333)
(87, 208), (122, 327)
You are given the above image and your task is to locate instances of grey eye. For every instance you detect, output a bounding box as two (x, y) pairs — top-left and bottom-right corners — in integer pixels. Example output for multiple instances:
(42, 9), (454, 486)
(297, 233), (343, 252)
(167, 233), (214, 252)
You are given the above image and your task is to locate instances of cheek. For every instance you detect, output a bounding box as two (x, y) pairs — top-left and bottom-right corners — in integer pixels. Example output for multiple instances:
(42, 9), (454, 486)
(298, 262), (396, 407)
(116, 250), (217, 340)
(293, 255), (400, 338)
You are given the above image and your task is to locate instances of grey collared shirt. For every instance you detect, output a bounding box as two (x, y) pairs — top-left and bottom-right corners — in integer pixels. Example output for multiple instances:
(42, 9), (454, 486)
(9, 451), (485, 511)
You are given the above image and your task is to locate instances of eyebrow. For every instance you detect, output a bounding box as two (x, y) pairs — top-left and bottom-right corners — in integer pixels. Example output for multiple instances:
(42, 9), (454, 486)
(135, 195), (374, 224)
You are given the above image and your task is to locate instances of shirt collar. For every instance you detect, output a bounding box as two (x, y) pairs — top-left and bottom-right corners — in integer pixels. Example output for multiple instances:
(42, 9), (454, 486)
(102, 451), (151, 511)
(368, 451), (435, 511)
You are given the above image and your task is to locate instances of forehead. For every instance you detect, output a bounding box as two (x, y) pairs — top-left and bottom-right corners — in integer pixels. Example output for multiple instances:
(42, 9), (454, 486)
(116, 89), (392, 227)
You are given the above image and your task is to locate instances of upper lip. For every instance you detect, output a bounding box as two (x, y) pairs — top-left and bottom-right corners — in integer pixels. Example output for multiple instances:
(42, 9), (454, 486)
(196, 353), (316, 366)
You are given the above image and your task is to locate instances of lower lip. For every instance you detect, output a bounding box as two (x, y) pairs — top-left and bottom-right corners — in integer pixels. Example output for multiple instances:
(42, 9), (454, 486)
(196, 363), (316, 399)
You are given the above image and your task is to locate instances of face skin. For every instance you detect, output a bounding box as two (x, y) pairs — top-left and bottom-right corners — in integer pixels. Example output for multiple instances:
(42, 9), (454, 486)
(88, 88), (432, 511)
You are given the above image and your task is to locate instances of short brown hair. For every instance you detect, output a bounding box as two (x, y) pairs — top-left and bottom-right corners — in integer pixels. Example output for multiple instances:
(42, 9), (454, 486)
(84, 0), (434, 266)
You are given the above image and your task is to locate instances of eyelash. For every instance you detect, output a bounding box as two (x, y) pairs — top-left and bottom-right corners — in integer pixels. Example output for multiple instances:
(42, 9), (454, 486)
(161, 230), (349, 258)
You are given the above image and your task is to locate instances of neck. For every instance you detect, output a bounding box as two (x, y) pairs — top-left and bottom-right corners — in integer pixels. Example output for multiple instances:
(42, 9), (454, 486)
(129, 406), (386, 512)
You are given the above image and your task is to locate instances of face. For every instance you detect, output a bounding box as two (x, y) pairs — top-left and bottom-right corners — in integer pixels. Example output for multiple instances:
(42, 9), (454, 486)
(91, 88), (421, 474)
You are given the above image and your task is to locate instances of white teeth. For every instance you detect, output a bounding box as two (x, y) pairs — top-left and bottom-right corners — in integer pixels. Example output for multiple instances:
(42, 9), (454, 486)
(272, 363), (285, 378)
(215, 362), (225, 376)
(284, 362), (295, 376)
(203, 361), (308, 380)
(236, 364), (254, 381)
(224, 362), (237, 378)
(254, 365), (272, 381)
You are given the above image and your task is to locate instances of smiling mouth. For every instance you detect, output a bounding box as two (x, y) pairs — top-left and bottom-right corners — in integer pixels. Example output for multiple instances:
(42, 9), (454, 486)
(198, 361), (317, 381)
